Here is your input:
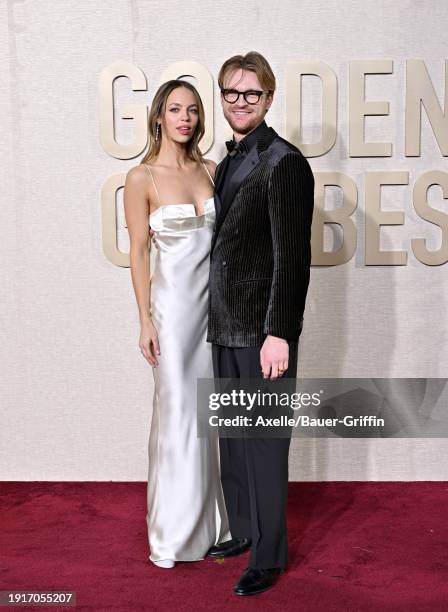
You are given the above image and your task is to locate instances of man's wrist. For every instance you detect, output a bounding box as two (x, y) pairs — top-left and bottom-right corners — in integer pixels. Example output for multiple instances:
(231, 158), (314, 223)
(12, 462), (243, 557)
(266, 334), (288, 344)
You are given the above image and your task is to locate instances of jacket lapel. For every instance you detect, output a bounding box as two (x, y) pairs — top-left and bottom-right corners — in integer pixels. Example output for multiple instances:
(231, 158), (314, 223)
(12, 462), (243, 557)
(222, 145), (260, 216)
(211, 126), (277, 254)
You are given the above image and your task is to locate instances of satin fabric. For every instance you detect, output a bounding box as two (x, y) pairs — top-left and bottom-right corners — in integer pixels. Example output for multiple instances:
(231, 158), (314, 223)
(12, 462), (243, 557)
(146, 198), (230, 562)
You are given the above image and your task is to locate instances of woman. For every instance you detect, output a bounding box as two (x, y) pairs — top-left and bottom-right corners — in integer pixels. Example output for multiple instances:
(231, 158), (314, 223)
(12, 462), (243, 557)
(124, 79), (230, 569)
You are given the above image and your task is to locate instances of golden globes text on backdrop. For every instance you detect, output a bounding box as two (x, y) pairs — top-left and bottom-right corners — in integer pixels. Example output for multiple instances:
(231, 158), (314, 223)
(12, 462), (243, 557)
(98, 60), (448, 268)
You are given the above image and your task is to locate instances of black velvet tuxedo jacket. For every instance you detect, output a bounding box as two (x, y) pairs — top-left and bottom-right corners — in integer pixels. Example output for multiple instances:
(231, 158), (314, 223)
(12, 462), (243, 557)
(206, 125), (315, 347)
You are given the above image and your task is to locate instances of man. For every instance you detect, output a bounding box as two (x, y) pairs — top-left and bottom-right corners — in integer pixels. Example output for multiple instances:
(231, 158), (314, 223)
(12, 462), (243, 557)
(206, 51), (315, 596)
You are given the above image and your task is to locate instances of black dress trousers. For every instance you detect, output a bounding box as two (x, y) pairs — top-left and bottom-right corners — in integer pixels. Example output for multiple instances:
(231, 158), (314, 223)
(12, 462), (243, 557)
(211, 340), (298, 570)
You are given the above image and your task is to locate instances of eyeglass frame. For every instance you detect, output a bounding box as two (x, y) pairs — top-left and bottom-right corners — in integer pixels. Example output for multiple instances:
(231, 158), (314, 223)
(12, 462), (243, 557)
(220, 88), (273, 105)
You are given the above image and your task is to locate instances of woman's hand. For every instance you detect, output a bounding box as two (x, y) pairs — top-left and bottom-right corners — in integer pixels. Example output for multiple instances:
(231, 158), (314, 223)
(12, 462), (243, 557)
(139, 320), (160, 367)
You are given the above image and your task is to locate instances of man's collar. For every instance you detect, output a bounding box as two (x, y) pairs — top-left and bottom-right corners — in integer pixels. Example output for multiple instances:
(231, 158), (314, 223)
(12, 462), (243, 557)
(238, 119), (270, 151)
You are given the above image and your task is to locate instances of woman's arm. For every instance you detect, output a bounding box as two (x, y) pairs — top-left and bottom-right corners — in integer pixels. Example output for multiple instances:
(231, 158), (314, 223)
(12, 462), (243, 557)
(124, 165), (160, 367)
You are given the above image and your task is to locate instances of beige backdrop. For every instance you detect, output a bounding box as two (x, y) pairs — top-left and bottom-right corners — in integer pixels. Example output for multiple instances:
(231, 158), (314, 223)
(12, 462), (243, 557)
(1, 0), (447, 480)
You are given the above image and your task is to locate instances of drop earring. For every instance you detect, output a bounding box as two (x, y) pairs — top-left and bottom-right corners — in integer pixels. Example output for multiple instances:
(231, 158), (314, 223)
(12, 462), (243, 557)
(155, 123), (160, 141)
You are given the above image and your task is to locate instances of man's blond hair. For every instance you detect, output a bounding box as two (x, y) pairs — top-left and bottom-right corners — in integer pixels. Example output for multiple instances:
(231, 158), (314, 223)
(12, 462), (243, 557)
(218, 51), (276, 92)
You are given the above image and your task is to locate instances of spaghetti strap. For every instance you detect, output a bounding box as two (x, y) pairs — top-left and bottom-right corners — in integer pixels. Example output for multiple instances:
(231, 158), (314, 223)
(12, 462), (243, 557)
(142, 164), (161, 206)
(202, 161), (215, 188)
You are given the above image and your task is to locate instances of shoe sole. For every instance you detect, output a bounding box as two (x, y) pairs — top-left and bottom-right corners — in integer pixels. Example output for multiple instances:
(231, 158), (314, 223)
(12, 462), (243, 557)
(207, 546), (251, 559)
(234, 583), (276, 596)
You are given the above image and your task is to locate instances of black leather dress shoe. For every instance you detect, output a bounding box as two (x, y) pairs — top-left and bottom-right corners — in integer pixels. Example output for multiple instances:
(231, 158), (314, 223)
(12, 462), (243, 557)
(233, 566), (284, 596)
(207, 537), (251, 558)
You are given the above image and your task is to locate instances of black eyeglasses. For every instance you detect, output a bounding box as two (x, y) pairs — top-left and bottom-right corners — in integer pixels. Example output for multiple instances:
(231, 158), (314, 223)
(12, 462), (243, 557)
(221, 88), (272, 105)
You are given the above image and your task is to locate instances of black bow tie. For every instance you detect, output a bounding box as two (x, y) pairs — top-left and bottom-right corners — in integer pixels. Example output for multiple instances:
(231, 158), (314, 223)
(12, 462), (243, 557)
(225, 138), (248, 157)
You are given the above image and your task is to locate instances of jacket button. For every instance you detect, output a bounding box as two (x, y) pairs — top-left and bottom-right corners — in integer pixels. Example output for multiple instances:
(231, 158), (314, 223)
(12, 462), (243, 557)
(222, 261), (227, 266)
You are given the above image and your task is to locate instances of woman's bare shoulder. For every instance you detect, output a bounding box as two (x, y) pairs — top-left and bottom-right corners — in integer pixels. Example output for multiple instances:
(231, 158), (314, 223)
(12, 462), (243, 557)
(203, 158), (217, 169)
(126, 163), (152, 184)
(124, 164), (158, 210)
(203, 158), (217, 178)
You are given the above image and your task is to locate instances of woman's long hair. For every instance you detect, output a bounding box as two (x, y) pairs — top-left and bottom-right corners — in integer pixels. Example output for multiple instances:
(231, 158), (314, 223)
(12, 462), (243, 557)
(141, 80), (206, 165)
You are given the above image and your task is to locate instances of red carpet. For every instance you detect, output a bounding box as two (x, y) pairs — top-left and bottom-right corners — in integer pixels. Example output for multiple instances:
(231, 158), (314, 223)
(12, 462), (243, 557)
(1, 482), (447, 611)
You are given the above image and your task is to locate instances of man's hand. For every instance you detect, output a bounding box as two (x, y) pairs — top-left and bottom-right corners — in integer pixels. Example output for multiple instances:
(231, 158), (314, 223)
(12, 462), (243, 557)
(260, 335), (289, 379)
(149, 227), (159, 249)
